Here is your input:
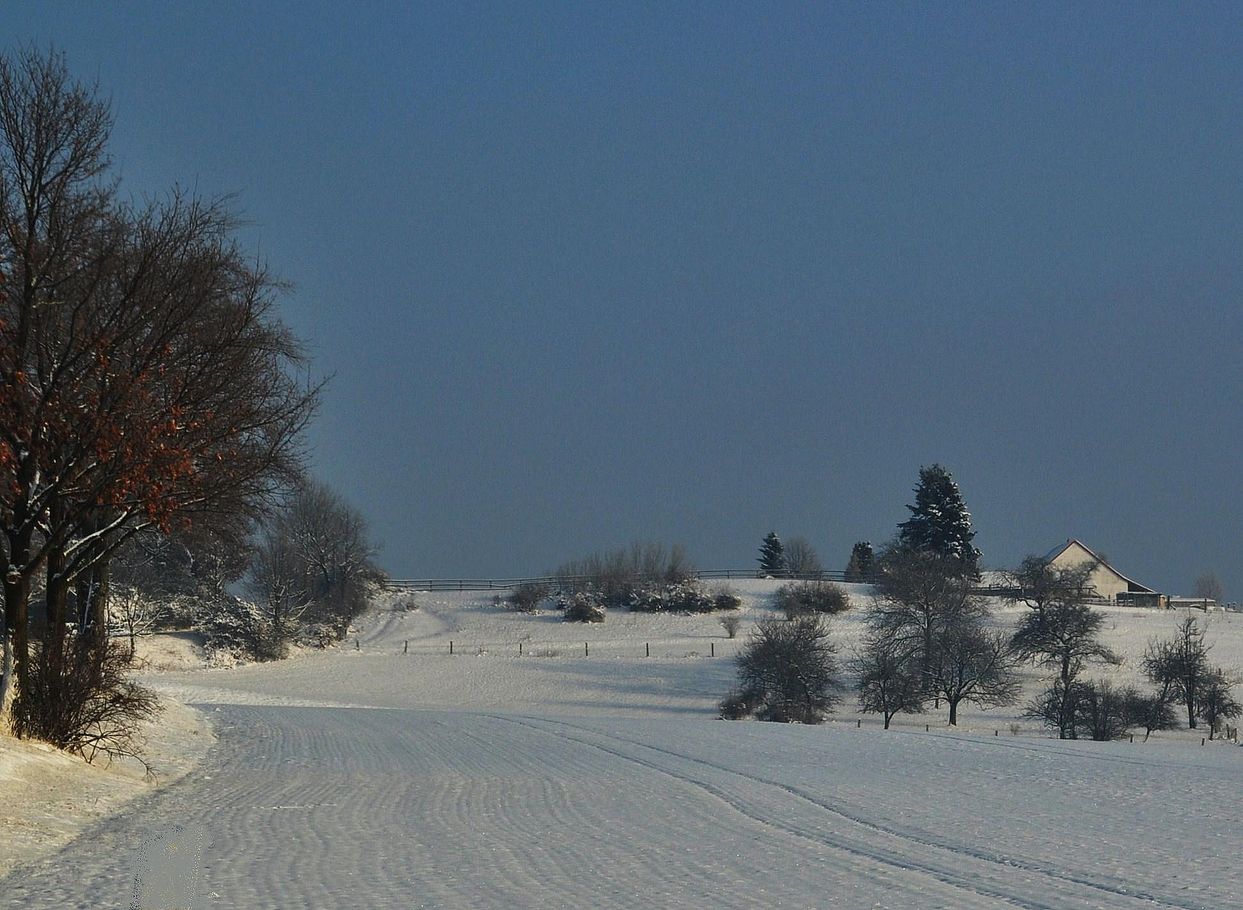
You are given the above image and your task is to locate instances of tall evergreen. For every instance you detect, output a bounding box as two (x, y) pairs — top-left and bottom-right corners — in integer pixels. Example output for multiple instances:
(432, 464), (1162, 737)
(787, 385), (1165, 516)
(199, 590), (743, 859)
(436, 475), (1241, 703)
(896, 464), (981, 578)
(758, 531), (787, 577)
(844, 541), (876, 581)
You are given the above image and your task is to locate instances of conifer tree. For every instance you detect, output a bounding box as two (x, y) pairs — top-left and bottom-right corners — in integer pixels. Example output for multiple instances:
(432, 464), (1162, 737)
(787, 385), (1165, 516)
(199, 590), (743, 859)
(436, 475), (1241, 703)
(758, 531), (787, 577)
(845, 541), (876, 581)
(895, 465), (981, 578)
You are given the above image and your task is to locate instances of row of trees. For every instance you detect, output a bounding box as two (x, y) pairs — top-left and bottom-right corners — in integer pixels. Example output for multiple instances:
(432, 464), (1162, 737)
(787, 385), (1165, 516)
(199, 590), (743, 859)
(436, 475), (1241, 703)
(731, 464), (1239, 740)
(0, 49), (379, 758)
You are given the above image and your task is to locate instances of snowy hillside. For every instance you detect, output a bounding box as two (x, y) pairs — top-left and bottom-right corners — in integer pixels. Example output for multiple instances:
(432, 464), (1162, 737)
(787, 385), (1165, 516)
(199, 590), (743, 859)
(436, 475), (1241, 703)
(2, 580), (1240, 909)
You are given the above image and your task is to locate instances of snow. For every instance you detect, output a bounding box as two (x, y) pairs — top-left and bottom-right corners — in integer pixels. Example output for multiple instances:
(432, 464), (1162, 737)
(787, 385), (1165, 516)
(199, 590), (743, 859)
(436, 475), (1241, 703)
(1, 580), (1240, 908)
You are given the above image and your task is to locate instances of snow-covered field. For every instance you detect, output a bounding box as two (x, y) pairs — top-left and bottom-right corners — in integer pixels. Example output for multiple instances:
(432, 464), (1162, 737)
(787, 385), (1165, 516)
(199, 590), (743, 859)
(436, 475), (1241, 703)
(1, 581), (1240, 908)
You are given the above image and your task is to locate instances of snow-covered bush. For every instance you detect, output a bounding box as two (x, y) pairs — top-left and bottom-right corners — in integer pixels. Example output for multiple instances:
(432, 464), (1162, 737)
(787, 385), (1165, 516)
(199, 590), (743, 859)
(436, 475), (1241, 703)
(718, 688), (761, 720)
(628, 581), (737, 613)
(560, 592), (606, 623)
(199, 596), (287, 663)
(506, 582), (552, 612)
(721, 614), (742, 639)
(296, 621), (342, 650)
(774, 581), (850, 619)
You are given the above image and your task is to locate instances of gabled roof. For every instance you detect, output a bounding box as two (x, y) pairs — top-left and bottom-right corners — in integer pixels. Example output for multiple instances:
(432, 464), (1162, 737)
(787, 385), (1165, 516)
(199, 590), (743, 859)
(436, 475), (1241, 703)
(1045, 539), (1156, 594)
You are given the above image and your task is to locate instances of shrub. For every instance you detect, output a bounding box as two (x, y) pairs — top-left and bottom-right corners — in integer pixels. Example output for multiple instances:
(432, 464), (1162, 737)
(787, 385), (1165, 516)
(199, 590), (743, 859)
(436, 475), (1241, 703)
(12, 635), (161, 767)
(629, 581), (705, 613)
(555, 541), (694, 606)
(728, 615), (840, 724)
(721, 615), (742, 639)
(719, 688), (761, 720)
(506, 582), (551, 612)
(200, 597), (287, 663)
(296, 622), (341, 650)
(560, 592), (606, 623)
(774, 581), (850, 619)
(711, 584), (742, 611)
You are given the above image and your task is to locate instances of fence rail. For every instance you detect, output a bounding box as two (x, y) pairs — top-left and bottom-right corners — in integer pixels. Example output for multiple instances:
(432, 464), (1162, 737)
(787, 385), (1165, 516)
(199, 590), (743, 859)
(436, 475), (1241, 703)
(384, 569), (883, 592)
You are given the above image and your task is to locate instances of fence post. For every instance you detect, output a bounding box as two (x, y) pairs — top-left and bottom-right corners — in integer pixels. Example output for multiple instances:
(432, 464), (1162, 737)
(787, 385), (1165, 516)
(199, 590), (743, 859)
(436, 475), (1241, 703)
(519, 641), (523, 657)
(585, 641), (589, 657)
(711, 642), (715, 657)
(449, 640), (453, 655)
(645, 642), (649, 657)
(403, 640), (408, 654)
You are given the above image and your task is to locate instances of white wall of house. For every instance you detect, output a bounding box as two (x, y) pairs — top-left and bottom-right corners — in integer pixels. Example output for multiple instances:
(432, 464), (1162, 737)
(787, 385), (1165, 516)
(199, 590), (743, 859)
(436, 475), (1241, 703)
(1048, 540), (1131, 601)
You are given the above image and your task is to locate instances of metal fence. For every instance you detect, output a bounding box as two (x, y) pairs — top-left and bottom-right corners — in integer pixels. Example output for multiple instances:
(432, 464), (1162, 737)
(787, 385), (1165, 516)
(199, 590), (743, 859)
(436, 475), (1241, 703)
(384, 569), (878, 592)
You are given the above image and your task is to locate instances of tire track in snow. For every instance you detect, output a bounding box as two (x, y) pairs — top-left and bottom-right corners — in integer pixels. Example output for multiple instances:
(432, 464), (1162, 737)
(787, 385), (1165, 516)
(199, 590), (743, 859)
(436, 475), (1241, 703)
(494, 714), (1216, 910)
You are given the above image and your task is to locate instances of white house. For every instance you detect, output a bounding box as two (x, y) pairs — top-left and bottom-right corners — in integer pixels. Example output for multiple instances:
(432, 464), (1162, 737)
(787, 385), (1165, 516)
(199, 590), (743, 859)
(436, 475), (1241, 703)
(1044, 539), (1160, 605)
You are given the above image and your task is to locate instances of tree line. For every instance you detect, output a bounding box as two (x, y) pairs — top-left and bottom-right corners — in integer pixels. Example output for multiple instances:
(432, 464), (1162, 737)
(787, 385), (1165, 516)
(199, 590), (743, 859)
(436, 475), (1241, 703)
(0, 48), (379, 762)
(727, 465), (1241, 740)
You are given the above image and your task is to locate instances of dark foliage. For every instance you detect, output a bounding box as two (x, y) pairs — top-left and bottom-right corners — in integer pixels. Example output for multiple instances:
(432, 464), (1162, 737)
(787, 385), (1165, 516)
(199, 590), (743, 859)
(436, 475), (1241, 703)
(852, 631), (926, 728)
(894, 464), (980, 578)
(730, 615), (840, 723)
(775, 580), (850, 619)
(844, 541), (876, 582)
(12, 635), (160, 767)
(758, 531), (787, 577)
(506, 582), (552, 612)
(1143, 616), (1211, 729)
(560, 592), (606, 623)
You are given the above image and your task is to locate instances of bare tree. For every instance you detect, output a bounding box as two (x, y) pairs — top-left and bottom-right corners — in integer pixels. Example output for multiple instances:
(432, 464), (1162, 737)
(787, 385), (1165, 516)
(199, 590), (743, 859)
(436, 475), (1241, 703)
(731, 615), (840, 723)
(247, 480), (381, 638)
(1126, 688), (1179, 742)
(1004, 571), (1123, 740)
(1193, 572), (1224, 605)
(0, 48), (316, 736)
(925, 615), (1019, 726)
(1143, 615), (1211, 729)
(110, 585), (166, 661)
(1199, 669), (1241, 739)
(852, 630), (925, 728)
(869, 545), (981, 690)
(784, 537), (822, 576)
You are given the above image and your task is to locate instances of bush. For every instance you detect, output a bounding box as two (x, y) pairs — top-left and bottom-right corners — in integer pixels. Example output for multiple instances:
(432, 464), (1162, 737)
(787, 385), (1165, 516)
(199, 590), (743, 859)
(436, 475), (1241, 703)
(711, 584), (742, 611)
(560, 592), (606, 623)
(555, 541), (694, 606)
(506, 583), (551, 612)
(726, 615), (840, 724)
(12, 635), (160, 767)
(774, 581), (850, 619)
(200, 597), (287, 663)
(719, 688), (761, 720)
(296, 622), (342, 650)
(721, 615), (742, 639)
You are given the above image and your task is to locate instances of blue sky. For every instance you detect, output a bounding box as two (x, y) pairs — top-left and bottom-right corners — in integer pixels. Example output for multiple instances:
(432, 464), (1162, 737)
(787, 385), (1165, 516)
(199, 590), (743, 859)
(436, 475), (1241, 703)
(7, 3), (1243, 594)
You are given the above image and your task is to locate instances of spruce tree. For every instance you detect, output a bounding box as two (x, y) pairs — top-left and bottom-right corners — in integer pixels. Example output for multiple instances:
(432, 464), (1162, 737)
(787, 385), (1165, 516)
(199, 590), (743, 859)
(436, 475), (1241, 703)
(845, 541), (875, 582)
(758, 531), (787, 577)
(896, 464), (981, 578)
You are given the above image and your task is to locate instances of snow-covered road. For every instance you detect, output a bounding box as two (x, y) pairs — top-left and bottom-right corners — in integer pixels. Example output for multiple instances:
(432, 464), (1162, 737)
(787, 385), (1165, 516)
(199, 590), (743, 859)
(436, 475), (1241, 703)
(3, 703), (1237, 909)
(2, 588), (1240, 908)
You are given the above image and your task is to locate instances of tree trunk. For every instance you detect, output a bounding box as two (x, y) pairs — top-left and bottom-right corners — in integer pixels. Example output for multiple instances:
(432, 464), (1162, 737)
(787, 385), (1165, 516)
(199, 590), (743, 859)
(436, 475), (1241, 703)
(948, 698), (958, 726)
(45, 546), (70, 638)
(0, 626), (12, 714)
(3, 571), (31, 720)
(84, 560), (111, 642)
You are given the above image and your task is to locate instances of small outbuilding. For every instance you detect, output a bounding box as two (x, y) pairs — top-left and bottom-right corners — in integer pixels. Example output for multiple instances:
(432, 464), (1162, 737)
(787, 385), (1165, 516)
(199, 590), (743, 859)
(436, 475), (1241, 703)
(1044, 539), (1161, 605)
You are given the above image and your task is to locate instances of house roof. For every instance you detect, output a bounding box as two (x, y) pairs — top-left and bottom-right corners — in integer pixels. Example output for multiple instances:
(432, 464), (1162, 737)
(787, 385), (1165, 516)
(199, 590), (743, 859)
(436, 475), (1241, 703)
(1044, 539), (1156, 594)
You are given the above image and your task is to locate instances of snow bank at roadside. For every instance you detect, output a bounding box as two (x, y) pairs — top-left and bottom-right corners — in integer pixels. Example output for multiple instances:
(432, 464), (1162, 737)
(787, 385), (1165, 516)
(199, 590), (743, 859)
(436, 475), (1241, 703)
(0, 695), (215, 879)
